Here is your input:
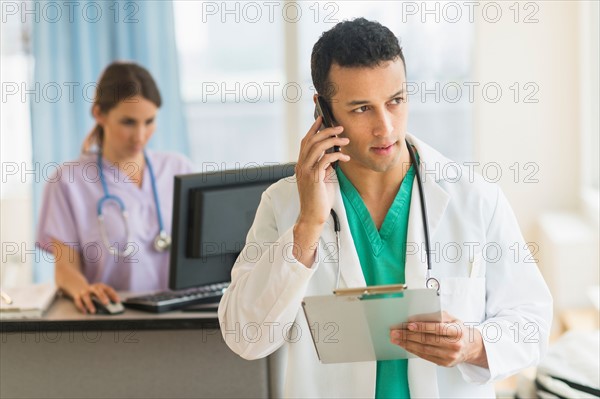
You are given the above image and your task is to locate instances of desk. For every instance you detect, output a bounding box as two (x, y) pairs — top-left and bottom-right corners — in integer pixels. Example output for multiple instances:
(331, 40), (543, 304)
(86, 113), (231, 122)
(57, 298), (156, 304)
(0, 296), (269, 398)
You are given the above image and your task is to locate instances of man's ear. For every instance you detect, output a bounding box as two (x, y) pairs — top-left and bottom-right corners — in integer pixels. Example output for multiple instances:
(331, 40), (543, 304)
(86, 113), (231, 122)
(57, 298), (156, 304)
(313, 93), (319, 105)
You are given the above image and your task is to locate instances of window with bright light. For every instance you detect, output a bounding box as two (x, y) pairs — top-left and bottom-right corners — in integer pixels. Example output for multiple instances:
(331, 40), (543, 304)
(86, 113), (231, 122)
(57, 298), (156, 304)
(1, 14), (34, 286)
(174, 1), (287, 168)
(174, 1), (475, 166)
(296, 2), (474, 161)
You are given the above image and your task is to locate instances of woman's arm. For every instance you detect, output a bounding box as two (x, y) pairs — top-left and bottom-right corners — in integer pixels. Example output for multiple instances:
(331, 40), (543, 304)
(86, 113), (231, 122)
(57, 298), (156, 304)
(50, 238), (119, 314)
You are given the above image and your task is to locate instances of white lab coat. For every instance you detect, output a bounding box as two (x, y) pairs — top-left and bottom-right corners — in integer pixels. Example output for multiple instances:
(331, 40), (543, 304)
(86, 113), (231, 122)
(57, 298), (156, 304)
(218, 134), (553, 398)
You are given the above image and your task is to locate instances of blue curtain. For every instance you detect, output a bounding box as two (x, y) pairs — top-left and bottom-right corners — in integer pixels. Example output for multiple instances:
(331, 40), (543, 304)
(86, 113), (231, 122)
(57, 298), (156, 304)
(31, 0), (188, 282)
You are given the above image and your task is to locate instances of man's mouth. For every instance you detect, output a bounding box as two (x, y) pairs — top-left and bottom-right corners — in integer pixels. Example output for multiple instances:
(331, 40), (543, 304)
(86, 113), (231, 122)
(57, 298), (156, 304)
(372, 143), (394, 149)
(371, 141), (397, 153)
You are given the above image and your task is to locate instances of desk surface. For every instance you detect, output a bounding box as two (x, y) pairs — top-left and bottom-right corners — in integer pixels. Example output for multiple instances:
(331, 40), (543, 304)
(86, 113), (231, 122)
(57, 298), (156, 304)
(1, 295), (269, 399)
(1, 294), (220, 332)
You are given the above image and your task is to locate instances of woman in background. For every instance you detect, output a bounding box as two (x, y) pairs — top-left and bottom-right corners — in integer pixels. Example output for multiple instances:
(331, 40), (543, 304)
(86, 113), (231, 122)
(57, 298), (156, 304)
(37, 62), (193, 314)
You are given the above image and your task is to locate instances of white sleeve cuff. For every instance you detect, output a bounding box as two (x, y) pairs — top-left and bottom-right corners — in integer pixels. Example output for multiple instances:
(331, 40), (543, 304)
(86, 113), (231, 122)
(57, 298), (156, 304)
(283, 226), (323, 273)
(456, 325), (493, 384)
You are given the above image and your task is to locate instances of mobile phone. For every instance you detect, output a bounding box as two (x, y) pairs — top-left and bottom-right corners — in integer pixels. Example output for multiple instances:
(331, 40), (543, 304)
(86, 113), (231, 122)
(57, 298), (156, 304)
(314, 96), (340, 154)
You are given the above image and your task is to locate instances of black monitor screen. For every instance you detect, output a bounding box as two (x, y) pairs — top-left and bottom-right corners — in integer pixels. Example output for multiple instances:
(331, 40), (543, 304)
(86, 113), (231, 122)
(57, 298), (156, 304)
(169, 164), (295, 290)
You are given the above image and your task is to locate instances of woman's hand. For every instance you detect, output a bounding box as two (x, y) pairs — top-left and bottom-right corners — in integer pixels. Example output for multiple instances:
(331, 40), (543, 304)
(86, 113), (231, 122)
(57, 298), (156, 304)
(73, 283), (120, 314)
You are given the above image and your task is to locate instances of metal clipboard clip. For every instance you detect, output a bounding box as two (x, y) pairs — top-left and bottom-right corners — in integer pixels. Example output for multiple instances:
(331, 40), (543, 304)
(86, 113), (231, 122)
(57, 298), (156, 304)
(333, 284), (408, 299)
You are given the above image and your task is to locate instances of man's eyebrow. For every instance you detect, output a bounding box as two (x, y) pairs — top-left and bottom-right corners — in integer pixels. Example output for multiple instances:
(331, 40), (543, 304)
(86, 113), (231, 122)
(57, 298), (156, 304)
(344, 89), (406, 107)
(389, 89), (405, 98)
(345, 99), (370, 107)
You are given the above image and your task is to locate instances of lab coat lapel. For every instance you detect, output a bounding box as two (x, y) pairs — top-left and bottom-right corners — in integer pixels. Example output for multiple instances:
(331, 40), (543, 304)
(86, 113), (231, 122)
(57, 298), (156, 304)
(321, 171), (366, 288)
(404, 172), (450, 288)
(404, 134), (451, 288)
(405, 134), (451, 399)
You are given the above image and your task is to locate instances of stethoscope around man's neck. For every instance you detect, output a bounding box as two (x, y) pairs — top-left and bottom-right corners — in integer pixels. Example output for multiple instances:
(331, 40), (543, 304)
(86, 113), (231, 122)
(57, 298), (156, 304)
(96, 150), (171, 257)
(329, 139), (439, 292)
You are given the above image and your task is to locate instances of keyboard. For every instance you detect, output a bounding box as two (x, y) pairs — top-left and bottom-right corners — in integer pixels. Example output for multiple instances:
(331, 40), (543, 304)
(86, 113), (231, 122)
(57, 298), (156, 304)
(123, 282), (230, 313)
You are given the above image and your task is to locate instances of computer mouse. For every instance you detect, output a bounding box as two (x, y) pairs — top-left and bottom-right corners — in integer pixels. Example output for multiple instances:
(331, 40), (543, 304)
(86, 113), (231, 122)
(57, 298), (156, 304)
(91, 296), (125, 315)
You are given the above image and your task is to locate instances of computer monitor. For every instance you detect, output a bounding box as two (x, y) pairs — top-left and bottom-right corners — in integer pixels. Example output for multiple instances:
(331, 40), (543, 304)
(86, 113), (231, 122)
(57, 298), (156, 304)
(169, 164), (296, 290)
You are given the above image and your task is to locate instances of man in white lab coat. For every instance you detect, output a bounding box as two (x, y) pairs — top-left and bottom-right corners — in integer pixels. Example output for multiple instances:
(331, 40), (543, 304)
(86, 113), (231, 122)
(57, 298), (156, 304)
(218, 18), (552, 398)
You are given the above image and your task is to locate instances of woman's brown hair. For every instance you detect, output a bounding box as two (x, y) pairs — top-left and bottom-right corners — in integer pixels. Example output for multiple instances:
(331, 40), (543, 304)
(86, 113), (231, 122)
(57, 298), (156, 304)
(82, 61), (162, 153)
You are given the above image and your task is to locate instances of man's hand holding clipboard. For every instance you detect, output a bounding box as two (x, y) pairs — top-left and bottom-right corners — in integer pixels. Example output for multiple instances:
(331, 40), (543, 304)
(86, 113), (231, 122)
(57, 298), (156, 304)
(390, 311), (489, 368)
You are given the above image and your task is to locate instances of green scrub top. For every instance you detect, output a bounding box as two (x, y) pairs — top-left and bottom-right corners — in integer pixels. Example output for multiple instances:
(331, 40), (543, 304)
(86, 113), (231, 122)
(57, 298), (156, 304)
(337, 163), (415, 399)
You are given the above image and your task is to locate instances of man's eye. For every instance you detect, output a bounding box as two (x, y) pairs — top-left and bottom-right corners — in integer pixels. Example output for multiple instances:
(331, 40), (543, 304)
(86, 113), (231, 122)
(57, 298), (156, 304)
(391, 97), (405, 104)
(121, 120), (136, 126)
(353, 105), (369, 113)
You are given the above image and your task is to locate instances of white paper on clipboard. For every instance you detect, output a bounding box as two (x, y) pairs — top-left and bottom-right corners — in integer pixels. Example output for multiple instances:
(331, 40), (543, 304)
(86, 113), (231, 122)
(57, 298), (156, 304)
(301, 288), (441, 364)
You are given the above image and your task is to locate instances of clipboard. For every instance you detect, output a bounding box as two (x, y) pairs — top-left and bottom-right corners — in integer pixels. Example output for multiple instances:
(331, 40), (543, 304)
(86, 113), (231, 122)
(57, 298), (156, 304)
(301, 285), (441, 364)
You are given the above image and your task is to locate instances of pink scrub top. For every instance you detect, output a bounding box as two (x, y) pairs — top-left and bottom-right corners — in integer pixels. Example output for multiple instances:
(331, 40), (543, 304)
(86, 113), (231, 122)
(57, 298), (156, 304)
(36, 150), (194, 292)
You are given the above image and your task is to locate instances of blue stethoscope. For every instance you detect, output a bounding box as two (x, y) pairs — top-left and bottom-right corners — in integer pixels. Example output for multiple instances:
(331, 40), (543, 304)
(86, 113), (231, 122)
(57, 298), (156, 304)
(329, 139), (439, 292)
(97, 151), (171, 257)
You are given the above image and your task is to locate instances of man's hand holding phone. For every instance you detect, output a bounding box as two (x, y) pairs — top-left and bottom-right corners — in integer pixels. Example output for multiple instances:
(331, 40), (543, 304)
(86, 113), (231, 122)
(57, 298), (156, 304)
(314, 96), (341, 154)
(293, 116), (350, 268)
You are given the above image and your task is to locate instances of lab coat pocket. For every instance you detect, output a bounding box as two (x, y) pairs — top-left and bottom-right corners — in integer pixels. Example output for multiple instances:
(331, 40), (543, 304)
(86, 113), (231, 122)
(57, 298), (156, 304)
(440, 277), (486, 324)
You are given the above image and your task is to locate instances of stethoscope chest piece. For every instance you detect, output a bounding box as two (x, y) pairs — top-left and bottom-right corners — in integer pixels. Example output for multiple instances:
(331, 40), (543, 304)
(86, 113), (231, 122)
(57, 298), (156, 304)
(426, 277), (440, 293)
(154, 230), (172, 252)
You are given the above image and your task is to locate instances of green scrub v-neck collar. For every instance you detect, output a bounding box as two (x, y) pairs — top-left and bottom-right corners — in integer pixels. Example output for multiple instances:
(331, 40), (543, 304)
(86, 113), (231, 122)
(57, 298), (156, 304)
(336, 150), (419, 399)
(337, 164), (415, 256)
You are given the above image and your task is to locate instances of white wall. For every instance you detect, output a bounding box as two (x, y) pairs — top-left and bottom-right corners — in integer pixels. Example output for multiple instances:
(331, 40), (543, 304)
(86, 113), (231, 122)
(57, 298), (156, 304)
(474, 1), (599, 312)
(473, 1), (581, 239)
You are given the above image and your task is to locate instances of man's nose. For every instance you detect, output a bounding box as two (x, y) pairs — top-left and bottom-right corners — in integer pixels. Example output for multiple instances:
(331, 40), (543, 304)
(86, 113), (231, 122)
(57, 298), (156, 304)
(372, 108), (394, 137)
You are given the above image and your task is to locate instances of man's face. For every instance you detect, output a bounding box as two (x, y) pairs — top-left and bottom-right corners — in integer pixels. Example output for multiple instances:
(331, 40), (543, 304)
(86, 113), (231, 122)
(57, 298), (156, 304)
(327, 58), (408, 173)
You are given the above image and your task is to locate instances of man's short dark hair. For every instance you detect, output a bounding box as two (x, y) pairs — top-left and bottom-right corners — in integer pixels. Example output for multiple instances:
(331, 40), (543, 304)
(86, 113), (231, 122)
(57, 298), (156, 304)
(311, 18), (405, 100)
